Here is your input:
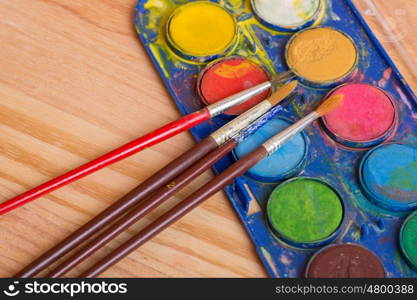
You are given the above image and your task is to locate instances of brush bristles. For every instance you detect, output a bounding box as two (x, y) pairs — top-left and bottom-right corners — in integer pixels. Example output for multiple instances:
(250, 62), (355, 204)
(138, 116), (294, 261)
(315, 94), (345, 117)
(268, 80), (298, 106)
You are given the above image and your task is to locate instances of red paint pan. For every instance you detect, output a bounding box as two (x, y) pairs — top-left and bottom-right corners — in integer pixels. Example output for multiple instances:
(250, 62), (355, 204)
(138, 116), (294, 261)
(198, 56), (271, 116)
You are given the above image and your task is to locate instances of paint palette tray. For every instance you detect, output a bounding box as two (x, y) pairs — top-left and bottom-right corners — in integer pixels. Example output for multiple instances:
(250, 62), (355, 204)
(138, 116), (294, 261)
(135, 0), (417, 277)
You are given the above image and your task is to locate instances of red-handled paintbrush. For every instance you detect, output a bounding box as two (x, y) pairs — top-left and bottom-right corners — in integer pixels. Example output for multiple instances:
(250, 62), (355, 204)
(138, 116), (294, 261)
(1, 73), (291, 215)
(78, 93), (344, 277)
(13, 79), (296, 278)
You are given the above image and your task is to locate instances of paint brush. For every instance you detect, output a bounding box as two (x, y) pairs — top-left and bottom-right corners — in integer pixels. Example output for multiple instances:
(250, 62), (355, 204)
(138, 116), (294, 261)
(45, 91), (295, 277)
(15, 80), (298, 278)
(77, 94), (344, 277)
(1, 72), (294, 216)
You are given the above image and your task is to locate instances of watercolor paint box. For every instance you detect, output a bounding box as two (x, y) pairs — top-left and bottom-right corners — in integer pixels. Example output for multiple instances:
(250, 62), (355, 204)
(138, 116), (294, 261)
(135, 0), (417, 277)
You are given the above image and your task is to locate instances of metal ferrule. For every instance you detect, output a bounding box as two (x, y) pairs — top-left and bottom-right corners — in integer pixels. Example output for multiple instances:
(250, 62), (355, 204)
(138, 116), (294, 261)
(207, 81), (272, 117)
(210, 100), (272, 145)
(263, 111), (319, 155)
(269, 71), (296, 88)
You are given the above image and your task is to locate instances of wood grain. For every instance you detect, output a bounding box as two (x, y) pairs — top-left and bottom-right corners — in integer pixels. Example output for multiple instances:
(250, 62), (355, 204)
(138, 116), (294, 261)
(0, 0), (415, 278)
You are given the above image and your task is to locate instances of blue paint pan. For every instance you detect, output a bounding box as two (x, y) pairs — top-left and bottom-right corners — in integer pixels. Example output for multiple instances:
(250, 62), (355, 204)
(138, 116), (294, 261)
(234, 118), (308, 183)
(359, 143), (417, 212)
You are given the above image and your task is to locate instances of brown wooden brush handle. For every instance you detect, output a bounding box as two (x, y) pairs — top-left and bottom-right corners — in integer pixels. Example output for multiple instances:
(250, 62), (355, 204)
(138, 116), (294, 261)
(15, 136), (218, 278)
(79, 147), (268, 278)
(46, 139), (237, 277)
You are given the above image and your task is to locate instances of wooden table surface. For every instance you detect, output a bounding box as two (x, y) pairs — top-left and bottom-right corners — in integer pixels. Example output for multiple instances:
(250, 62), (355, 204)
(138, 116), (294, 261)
(0, 0), (416, 278)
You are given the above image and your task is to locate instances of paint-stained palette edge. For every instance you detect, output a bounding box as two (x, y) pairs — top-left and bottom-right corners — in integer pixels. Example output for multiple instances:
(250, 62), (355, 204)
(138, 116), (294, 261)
(135, 0), (417, 277)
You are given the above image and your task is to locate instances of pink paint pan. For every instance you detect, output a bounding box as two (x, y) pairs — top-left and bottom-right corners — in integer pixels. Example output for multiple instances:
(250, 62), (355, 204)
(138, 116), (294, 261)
(321, 83), (398, 149)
